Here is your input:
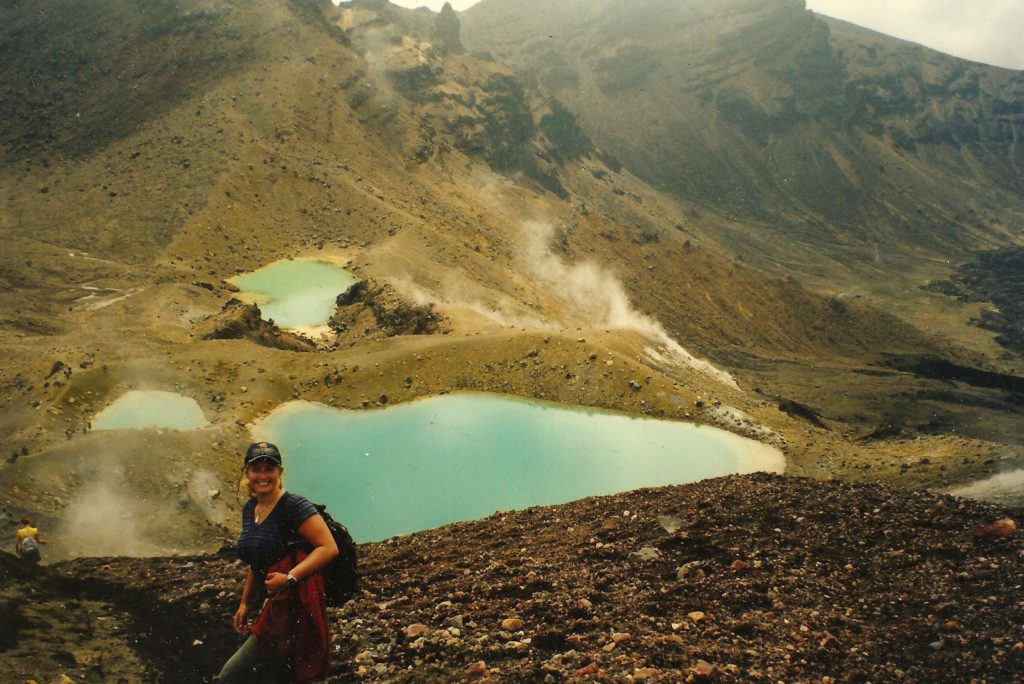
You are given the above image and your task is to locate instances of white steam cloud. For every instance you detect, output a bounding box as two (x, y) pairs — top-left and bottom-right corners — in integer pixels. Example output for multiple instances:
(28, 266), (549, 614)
(54, 480), (179, 559)
(948, 468), (1024, 506)
(520, 221), (739, 389)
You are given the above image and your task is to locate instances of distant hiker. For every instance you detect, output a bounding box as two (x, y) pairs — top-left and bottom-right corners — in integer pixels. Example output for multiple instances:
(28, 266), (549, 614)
(15, 516), (45, 564)
(216, 442), (339, 683)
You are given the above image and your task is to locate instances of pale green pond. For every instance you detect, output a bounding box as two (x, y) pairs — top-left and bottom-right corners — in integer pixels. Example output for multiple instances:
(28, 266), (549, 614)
(229, 259), (358, 329)
(92, 390), (208, 431)
(254, 393), (785, 542)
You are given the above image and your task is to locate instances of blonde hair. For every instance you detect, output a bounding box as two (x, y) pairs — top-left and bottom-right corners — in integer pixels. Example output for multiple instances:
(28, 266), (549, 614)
(239, 471), (285, 499)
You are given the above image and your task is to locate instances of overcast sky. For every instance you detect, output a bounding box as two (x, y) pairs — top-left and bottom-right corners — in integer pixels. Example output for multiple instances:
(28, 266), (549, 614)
(380, 0), (1024, 71)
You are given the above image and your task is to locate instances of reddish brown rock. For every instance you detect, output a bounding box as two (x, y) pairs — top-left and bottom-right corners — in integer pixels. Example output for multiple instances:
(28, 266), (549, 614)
(975, 518), (1017, 540)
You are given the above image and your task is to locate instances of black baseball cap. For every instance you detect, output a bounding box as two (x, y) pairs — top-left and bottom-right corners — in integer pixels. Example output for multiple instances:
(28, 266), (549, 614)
(244, 442), (283, 468)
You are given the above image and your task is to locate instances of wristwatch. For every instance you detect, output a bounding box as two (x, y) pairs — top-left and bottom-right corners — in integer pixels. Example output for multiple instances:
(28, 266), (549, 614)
(286, 573), (299, 587)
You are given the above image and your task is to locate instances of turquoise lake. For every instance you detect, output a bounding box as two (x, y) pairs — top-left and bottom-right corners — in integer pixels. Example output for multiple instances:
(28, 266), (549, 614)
(254, 393), (785, 542)
(229, 259), (358, 329)
(92, 390), (208, 431)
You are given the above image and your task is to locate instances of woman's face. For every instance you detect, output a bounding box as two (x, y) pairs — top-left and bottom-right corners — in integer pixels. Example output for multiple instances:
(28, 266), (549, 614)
(245, 459), (282, 496)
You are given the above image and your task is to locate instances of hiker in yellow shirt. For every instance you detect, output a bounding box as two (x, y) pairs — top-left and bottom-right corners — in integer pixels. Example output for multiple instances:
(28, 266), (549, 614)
(15, 516), (45, 563)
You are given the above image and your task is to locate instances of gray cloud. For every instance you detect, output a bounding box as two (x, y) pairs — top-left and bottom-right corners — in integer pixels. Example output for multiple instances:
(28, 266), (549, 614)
(359, 0), (480, 10)
(806, 0), (1024, 70)
(381, 0), (1023, 70)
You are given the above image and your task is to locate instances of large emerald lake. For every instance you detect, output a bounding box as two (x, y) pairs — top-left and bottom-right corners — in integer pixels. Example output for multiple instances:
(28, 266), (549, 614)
(229, 258), (358, 329)
(255, 393), (784, 542)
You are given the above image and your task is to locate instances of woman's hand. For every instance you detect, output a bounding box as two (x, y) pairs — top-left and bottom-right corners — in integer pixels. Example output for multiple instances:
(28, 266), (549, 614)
(231, 603), (250, 635)
(265, 571), (290, 597)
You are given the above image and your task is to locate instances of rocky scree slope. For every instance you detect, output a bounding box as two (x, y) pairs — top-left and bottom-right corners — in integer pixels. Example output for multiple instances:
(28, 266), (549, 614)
(2, 474), (1021, 682)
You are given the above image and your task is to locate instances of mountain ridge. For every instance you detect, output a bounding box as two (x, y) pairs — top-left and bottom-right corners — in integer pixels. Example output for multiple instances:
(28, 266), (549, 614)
(461, 0), (1024, 286)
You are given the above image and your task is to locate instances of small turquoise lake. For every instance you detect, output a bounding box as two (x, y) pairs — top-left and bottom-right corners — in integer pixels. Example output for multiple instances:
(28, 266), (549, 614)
(92, 390), (208, 431)
(254, 393), (784, 542)
(229, 259), (358, 329)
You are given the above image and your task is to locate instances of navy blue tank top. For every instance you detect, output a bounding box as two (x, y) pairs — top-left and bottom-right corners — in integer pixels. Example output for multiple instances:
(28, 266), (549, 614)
(237, 492), (319, 584)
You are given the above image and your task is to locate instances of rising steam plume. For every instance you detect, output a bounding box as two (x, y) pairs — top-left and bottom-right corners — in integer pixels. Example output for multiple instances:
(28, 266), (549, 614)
(519, 221), (739, 389)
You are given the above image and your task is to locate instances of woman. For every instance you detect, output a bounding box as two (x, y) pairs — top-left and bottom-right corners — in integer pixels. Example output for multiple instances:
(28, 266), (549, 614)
(217, 442), (339, 683)
(15, 516), (45, 564)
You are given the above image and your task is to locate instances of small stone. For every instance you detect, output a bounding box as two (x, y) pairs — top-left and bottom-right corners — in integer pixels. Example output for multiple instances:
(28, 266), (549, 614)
(688, 611), (706, 621)
(657, 515), (683, 534)
(689, 659), (721, 680)
(355, 650), (375, 665)
(634, 667), (661, 680)
(939, 620), (960, 632)
(464, 661), (489, 681)
(501, 618), (524, 631)
(48, 676), (75, 684)
(730, 559), (750, 571)
(577, 598), (593, 611)
(677, 561), (704, 581)
(208, 489), (220, 499)
(404, 623), (430, 638)
(575, 663), (598, 676)
(611, 632), (631, 643)
(975, 518), (1016, 540)
(72, 650), (103, 668)
(628, 546), (661, 562)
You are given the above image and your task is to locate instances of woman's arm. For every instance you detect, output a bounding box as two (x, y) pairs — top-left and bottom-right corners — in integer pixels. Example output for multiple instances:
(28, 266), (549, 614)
(232, 567), (256, 635)
(264, 514), (339, 595)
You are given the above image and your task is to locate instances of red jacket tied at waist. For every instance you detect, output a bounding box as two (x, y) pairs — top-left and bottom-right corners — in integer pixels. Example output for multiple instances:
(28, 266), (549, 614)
(252, 550), (330, 682)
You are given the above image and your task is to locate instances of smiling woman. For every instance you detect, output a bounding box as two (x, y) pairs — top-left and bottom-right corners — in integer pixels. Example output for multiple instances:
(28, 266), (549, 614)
(218, 442), (338, 683)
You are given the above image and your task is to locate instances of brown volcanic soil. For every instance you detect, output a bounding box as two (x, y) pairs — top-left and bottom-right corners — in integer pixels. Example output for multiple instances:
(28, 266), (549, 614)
(1, 474), (1021, 683)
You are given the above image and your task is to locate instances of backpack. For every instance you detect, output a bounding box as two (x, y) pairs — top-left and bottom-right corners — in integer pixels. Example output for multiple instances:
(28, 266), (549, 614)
(20, 534), (40, 561)
(283, 494), (359, 606)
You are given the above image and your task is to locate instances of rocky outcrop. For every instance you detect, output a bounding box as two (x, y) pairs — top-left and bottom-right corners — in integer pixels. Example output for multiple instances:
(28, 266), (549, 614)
(925, 247), (1024, 356)
(331, 280), (446, 339)
(432, 2), (463, 54)
(196, 299), (316, 351)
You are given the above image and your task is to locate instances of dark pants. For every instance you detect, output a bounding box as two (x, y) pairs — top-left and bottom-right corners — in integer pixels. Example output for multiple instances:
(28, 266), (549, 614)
(216, 635), (293, 683)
